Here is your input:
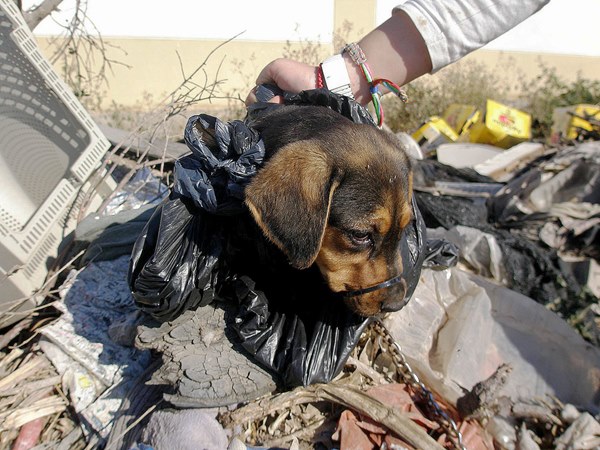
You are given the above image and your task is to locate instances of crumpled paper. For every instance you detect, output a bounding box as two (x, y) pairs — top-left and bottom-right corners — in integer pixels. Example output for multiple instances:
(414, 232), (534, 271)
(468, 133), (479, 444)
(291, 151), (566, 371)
(40, 256), (151, 437)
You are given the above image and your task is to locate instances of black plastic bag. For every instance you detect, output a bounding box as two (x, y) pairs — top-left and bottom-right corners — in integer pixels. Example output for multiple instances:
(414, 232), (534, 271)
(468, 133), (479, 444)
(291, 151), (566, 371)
(129, 89), (434, 386)
(174, 114), (265, 215)
(128, 199), (224, 321)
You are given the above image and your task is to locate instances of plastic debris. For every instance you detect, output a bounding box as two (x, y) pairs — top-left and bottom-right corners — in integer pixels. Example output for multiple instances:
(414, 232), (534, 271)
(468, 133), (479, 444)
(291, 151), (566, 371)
(550, 103), (600, 144)
(104, 167), (169, 216)
(436, 143), (502, 168)
(412, 100), (532, 153)
(555, 413), (600, 450)
(383, 267), (600, 410)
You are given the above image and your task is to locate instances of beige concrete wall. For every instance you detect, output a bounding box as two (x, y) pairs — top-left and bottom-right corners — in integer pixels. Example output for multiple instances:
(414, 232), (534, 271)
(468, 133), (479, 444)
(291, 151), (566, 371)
(333, 0), (376, 45)
(30, 0), (599, 117)
(35, 37), (330, 112)
(35, 35), (600, 114)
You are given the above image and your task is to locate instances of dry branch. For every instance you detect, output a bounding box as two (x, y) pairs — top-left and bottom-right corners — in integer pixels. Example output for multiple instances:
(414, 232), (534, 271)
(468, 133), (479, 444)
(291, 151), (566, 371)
(22, 0), (63, 30)
(223, 382), (444, 450)
(81, 34), (241, 219)
(0, 316), (33, 351)
(0, 375), (61, 397)
(43, 0), (130, 105)
(0, 356), (49, 392)
(1, 396), (67, 429)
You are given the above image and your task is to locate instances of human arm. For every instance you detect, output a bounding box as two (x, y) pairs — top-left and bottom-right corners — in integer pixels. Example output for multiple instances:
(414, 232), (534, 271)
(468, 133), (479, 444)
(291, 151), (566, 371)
(246, 0), (551, 106)
(245, 9), (430, 106)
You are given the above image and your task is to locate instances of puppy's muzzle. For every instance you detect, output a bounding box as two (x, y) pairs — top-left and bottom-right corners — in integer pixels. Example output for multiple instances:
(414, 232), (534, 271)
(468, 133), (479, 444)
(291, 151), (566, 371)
(341, 275), (408, 313)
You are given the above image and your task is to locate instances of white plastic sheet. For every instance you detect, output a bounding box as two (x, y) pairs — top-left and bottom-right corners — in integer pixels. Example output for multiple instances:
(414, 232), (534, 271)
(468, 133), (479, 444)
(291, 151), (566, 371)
(384, 267), (600, 410)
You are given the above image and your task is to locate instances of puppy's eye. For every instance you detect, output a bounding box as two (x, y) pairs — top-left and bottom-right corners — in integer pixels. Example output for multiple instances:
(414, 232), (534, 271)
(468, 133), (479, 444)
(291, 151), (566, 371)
(349, 230), (372, 246)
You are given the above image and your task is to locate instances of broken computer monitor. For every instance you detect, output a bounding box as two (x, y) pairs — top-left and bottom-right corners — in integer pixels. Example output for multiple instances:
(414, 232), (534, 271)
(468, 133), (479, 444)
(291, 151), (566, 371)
(0, 0), (111, 328)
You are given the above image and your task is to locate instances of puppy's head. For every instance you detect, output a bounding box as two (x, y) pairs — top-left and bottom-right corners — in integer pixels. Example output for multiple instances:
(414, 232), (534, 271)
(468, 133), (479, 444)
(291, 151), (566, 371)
(245, 112), (413, 317)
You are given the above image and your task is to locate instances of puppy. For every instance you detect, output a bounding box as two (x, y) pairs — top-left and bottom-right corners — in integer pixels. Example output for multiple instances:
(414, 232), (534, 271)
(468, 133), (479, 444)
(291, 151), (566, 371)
(244, 105), (413, 317)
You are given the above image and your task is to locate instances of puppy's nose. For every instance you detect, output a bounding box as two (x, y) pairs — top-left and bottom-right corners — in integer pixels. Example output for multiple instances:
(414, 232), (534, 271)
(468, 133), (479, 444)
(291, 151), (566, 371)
(380, 278), (408, 312)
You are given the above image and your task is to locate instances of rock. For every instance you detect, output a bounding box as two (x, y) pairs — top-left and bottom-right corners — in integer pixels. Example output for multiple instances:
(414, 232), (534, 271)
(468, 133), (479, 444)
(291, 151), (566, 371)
(136, 301), (279, 408)
(140, 409), (228, 450)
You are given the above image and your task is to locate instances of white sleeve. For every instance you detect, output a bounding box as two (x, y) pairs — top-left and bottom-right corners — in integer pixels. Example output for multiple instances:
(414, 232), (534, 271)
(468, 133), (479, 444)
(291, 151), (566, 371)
(393, 0), (551, 72)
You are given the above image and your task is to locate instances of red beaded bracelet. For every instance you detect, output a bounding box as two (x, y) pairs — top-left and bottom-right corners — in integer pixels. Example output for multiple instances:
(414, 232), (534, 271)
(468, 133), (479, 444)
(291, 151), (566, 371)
(316, 65), (325, 89)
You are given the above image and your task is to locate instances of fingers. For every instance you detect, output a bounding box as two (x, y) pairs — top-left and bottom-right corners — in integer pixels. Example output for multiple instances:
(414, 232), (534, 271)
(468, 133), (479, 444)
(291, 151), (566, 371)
(245, 60), (280, 106)
(245, 86), (258, 106)
(255, 59), (280, 87)
(244, 86), (283, 106)
(245, 58), (318, 106)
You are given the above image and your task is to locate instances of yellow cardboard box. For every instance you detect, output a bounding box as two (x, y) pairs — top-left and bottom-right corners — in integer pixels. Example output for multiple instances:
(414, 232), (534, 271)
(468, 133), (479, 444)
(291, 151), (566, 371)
(468, 99), (532, 149)
(411, 116), (459, 153)
(442, 104), (481, 136)
(412, 100), (532, 152)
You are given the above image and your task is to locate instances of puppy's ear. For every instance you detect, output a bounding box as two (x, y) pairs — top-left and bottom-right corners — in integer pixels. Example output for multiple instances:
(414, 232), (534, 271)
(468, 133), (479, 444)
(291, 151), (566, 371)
(245, 140), (340, 269)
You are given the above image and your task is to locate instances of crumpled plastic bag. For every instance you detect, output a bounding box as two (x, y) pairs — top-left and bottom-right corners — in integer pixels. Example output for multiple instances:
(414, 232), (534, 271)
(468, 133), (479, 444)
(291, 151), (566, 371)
(129, 89), (454, 386)
(128, 200), (224, 321)
(174, 114), (265, 215)
(488, 141), (600, 260)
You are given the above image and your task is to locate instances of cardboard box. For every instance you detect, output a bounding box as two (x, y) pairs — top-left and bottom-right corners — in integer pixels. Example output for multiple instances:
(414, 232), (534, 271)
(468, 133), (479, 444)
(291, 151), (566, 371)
(468, 99), (532, 149)
(411, 116), (459, 154)
(442, 104), (481, 136)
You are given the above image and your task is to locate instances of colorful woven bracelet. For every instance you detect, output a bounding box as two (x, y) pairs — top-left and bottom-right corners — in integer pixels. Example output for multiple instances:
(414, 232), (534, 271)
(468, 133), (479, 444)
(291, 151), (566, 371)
(343, 42), (408, 127)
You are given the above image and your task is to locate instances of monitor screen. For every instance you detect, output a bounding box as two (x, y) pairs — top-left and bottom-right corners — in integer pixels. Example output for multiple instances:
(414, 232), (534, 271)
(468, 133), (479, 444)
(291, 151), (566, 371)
(0, 6), (91, 231)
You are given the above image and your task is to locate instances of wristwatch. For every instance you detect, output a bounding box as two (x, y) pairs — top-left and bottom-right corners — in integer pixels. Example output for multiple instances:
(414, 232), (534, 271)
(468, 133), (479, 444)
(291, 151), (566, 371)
(320, 54), (354, 99)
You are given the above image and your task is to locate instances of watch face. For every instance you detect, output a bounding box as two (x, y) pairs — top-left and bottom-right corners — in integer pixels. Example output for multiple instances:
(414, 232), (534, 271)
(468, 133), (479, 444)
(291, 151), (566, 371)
(321, 55), (355, 100)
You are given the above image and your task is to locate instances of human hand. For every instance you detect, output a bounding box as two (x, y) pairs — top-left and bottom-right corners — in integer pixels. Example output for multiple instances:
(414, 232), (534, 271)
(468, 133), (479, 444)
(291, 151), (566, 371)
(245, 58), (318, 105)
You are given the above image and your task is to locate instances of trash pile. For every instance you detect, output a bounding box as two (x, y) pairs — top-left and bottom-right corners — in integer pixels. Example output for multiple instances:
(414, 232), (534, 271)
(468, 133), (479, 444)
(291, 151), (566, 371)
(2, 94), (598, 450)
(412, 100), (600, 153)
(412, 100), (533, 154)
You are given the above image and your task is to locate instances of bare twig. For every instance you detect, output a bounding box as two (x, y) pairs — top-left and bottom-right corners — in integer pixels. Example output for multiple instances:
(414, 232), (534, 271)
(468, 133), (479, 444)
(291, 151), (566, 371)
(55, 427), (84, 450)
(1, 396), (67, 430)
(0, 375), (61, 397)
(82, 34), (243, 218)
(0, 316), (34, 351)
(0, 250), (84, 324)
(103, 402), (161, 450)
(38, 0), (130, 110)
(457, 363), (512, 419)
(0, 356), (49, 392)
(0, 348), (24, 372)
(345, 355), (389, 385)
(266, 416), (332, 448)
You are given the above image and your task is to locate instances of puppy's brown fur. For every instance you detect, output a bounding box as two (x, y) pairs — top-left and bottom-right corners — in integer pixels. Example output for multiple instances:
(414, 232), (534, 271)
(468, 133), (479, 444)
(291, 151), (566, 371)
(244, 105), (413, 317)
